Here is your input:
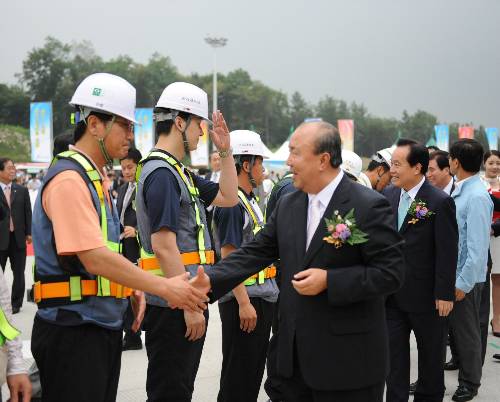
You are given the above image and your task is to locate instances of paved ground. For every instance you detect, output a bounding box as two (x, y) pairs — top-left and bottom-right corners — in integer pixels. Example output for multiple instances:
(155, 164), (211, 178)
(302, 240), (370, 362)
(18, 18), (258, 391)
(2, 257), (500, 401)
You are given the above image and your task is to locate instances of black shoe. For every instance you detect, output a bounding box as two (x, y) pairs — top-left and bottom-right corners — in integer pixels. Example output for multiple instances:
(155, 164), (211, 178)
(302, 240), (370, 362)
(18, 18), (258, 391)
(122, 337), (142, 351)
(12, 306), (20, 314)
(444, 358), (459, 370)
(452, 386), (477, 402)
(493, 354), (500, 360)
(409, 380), (418, 395)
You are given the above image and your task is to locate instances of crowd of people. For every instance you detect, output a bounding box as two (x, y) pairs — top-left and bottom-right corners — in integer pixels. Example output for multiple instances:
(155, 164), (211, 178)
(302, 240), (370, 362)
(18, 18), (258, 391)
(0, 71), (499, 402)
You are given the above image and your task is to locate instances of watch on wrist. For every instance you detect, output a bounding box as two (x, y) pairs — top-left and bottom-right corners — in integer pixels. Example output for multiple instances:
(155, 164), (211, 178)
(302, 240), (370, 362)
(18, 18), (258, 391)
(218, 147), (232, 158)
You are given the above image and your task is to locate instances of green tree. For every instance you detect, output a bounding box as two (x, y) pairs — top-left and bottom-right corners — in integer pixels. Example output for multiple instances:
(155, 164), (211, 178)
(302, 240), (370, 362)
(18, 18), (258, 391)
(289, 91), (313, 127)
(400, 110), (438, 143)
(0, 84), (30, 127)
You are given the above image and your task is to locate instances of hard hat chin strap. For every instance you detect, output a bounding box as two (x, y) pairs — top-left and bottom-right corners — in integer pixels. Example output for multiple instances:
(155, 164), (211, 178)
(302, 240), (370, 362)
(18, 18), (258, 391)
(79, 106), (115, 170)
(236, 155), (257, 189)
(248, 156), (258, 188)
(180, 115), (193, 157)
(98, 116), (116, 170)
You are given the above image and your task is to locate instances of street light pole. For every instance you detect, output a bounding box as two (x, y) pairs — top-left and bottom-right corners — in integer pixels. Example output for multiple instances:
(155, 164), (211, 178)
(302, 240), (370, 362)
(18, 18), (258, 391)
(204, 36), (227, 115)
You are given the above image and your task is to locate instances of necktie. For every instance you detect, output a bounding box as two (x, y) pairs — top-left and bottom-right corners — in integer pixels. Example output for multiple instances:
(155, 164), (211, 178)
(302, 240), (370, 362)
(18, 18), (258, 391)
(120, 183), (135, 226)
(306, 198), (321, 250)
(4, 185), (14, 232)
(398, 191), (412, 230)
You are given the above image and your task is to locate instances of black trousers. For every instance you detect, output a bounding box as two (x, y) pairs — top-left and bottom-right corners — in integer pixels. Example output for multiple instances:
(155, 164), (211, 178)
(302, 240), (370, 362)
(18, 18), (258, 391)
(280, 343), (384, 402)
(0, 232), (26, 309)
(31, 316), (122, 402)
(144, 304), (208, 402)
(265, 295), (283, 402)
(385, 307), (447, 402)
(479, 274), (491, 365)
(217, 297), (275, 402)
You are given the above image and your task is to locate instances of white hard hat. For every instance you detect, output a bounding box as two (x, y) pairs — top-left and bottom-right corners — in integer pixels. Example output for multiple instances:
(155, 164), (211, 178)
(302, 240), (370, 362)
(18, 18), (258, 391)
(155, 82), (209, 121)
(374, 145), (395, 167)
(341, 150), (362, 179)
(230, 130), (269, 159)
(69, 73), (137, 123)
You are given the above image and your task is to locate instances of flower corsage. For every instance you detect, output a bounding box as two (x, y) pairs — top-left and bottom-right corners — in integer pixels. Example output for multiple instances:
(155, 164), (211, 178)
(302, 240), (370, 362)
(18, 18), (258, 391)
(323, 209), (369, 248)
(407, 199), (434, 225)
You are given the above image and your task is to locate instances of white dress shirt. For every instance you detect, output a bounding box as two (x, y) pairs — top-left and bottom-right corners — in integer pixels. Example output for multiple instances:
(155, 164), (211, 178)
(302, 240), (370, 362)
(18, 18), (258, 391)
(401, 176), (425, 203)
(443, 177), (454, 195)
(306, 170), (344, 247)
(210, 171), (221, 183)
(0, 181), (11, 194)
(120, 182), (135, 226)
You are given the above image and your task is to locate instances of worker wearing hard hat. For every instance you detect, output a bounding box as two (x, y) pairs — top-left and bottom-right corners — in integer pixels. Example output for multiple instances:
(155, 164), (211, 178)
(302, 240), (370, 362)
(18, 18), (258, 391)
(340, 149), (371, 188)
(135, 82), (238, 401)
(30, 73), (208, 402)
(212, 130), (279, 402)
(364, 146), (395, 192)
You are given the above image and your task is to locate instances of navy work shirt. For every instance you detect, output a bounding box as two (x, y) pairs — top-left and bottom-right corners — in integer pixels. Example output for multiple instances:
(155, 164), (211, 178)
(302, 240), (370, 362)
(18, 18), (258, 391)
(144, 162), (219, 234)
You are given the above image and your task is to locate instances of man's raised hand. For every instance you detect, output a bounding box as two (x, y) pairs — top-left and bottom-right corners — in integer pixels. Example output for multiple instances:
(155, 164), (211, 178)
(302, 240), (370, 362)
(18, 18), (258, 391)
(162, 272), (208, 312)
(209, 111), (230, 152)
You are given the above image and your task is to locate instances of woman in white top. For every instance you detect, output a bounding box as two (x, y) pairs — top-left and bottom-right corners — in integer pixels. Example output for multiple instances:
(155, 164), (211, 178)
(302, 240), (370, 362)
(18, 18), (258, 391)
(482, 150), (500, 335)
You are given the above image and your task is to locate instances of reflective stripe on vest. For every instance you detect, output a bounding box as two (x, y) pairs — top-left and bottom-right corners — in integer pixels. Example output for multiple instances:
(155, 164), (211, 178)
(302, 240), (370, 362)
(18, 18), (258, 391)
(0, 308), (20, 346)
(237, 190), (275, 286)
(33, 150), (128, 302)
(136, 151), (208, 272)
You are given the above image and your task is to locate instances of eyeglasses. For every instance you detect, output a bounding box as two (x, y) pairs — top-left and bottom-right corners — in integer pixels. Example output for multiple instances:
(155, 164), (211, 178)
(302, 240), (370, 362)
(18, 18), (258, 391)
(114, 119), (134, 133)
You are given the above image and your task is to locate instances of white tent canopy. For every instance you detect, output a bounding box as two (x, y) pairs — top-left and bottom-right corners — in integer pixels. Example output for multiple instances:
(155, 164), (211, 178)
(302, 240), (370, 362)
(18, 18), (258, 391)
(267, 140), (289, 162)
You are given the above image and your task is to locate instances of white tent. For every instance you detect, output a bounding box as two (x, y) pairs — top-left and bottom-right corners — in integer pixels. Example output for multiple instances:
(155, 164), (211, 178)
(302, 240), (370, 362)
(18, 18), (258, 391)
(269, 140), (290, 162)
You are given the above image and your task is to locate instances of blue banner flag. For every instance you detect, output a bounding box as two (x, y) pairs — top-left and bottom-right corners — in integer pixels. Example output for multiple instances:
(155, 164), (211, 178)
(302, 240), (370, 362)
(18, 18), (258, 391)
(134, 108), (154, 158)
(30, 102), (53, 162)
(485, 128), (498, 151)
(434, 124), (449, 152)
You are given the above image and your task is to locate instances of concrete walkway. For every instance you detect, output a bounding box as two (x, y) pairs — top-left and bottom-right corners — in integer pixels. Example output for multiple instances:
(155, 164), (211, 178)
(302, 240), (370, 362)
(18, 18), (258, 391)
(2, 257), (499, 401)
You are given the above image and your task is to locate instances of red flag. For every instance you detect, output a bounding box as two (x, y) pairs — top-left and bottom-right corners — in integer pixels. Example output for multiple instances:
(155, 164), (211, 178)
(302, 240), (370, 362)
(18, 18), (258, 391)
(458, 126), (474, 139)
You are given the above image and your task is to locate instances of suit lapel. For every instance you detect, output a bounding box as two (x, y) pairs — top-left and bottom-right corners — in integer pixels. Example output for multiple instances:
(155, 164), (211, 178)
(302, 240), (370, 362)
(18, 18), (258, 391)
(389, 186), (401, 229)
(293, 192), (308, 264)
(116, 186), (125, 213)
(10, 183), (17, 205)
(301, 176), (351, 269)
(0, 188), (7, 207)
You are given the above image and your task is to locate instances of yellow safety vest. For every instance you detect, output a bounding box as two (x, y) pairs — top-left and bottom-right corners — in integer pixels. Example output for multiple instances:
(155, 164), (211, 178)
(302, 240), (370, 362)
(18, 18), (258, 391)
(0, 308), (20, 347)
(33, 150), (132, 304)
(237, 190), (276, 286)
(136, 151), (214, 276)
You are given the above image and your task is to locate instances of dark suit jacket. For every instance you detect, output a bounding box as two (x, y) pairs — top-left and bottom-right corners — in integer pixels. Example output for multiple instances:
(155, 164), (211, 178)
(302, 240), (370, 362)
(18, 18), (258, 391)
(207, 175), (404, 391)
(383, 180), (458, 312)
(116, 183), (140, 264)
(0, 183), (31, 250)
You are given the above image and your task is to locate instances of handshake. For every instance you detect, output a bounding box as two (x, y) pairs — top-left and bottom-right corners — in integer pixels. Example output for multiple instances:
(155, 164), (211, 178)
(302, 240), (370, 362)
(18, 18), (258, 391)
(160, 266), (213, 312)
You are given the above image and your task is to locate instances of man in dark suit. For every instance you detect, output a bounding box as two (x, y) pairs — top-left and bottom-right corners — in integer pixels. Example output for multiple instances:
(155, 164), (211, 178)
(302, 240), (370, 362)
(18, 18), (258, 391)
(116, 148), (143, 350)
(0, 157), (32, 314)
(427, 150), (455, 196)
(426, 150), (459, 374)
(192, 121), (405, 402)
(383, 139), (458, 402)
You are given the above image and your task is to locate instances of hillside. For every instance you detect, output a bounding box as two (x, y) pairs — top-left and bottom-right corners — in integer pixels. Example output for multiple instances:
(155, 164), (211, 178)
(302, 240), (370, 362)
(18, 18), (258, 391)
(0, 124), (30, 161)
